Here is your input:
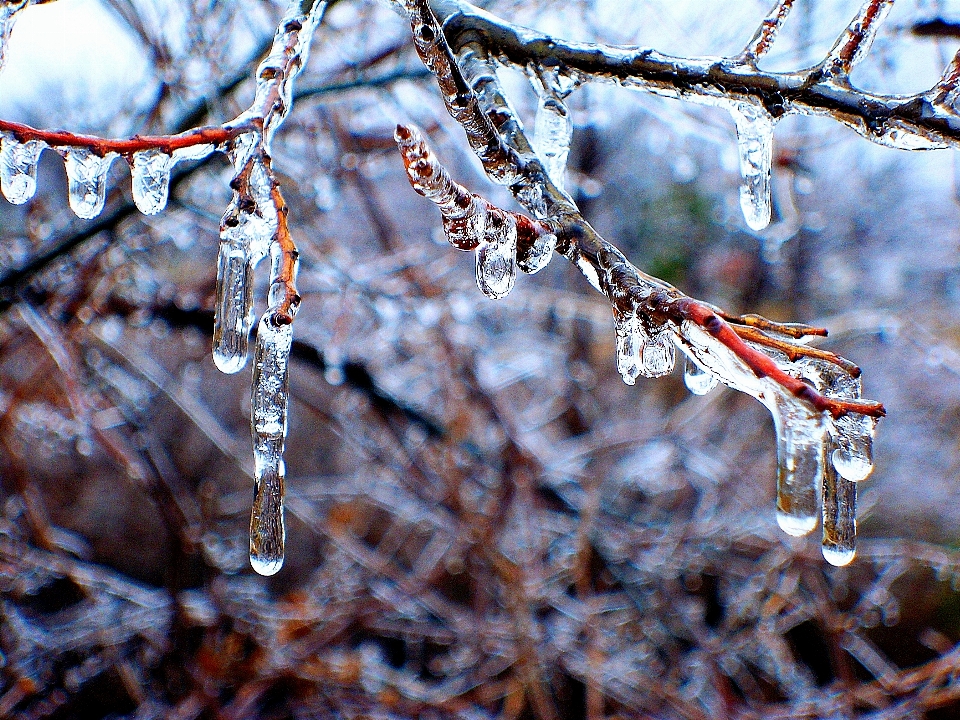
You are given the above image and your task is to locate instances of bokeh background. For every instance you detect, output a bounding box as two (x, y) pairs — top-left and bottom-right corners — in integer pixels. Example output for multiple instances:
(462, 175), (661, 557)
(2, 0), (960, 717)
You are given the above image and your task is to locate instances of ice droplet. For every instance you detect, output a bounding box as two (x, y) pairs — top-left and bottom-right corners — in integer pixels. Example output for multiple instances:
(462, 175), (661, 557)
(615, 313), (645, 385)
(729, 103), (775, 231)
(771, 398), (823, 537)
(0, 132), (44, 204)
(642, 331), (676, 378)
(59, 147), (116, 219)
(684, 356), (719, 395)
(476, 212), (517, 299)
(822, 457), (856, 566)
(249, 311), (293, 576)
(130, 149), (173, 215)
(533, 96), (572, 191)
(516, 229), (556, 275)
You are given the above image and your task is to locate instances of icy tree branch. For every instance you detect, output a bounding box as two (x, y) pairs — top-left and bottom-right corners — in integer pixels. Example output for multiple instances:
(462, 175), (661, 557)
(398, 0), (888, 564)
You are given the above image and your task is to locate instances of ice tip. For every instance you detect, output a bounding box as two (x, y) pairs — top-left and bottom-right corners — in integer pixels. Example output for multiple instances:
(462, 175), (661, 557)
(250, 553), (284, 576)
(822, 545), (856, 567)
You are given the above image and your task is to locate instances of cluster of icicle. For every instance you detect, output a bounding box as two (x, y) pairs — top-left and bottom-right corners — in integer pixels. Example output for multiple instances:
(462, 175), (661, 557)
(0, 0), (324, 576)
(399, 95), (877, 563)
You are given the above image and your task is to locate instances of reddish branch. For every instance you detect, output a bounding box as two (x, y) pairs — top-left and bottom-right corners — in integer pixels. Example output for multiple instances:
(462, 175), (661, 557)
(269, 184), (301, 325)
(825, 0), (894, 75)
(0, 118), (238, 158)
(396, 124), (885, 420)
(739, 0), (796, 62)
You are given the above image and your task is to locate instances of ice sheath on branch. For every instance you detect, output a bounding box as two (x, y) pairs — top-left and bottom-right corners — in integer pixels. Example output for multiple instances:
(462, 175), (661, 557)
(398, 0), (887, 565)
(0, 0), (324, 575)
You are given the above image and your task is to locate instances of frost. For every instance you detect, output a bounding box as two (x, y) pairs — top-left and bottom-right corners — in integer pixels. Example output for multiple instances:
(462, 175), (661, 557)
(728, 103), (775, 231)
(130, 149), (173, 215)
(58, 147), (117, 219)
(0, 131), (43, 204)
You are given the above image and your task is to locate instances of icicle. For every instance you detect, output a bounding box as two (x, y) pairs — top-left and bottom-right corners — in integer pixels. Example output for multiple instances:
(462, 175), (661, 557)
(615, 312), (645, 385)
(684, 356), (719, 395)
(729, 103), (775, 231)
(249, 241), (298, 577)
(130, 148), (173, 215)
(821, 456), (856, 566)
(213, 224), (256, 374)
(530, 64), (576, 192)
(516, 227), (556, 275)
(0, 132), (43, 204)
(641, 330), (676, 378)
(832, 412), (876, 482)
(475, 211), (517, 299)
(771, 397), (824, 536)
(249, 314), (292, 576)
(0, 1), (27, 74)
(59, 147), (116, 219)
(212, 135), (277, 373)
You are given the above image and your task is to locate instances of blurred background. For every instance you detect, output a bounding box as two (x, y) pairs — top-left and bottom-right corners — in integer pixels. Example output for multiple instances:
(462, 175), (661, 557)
(2, 0), (960, 717)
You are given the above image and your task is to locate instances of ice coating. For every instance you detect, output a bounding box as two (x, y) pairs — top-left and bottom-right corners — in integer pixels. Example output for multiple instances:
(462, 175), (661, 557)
(821, 457), (856, 566)
(533, 95), (572, 192)
(729, 103), (775, 231)
(516, 226), (556, 274)
(130, 148), (173, 215)
(476, 211), (517, 299)
(0, 0), (27, 74)
(683, 356), (719, 395)
(0, 132), (43, 204)
(59, 147), (117, 219)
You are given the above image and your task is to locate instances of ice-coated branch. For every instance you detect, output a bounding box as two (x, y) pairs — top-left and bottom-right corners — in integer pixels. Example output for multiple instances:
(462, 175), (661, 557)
(0, 0), (324, 576)
(739, 0), (797, 63)
(399, 0), (885, 565)
(427, 0), (958, 153)
(822, 0), (895, 77)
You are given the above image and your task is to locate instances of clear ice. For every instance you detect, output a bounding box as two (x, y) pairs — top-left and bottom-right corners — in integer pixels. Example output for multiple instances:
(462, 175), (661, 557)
(476, 212), (518, 299)
(615, 313), (646, 385)
(0, 1), (27, 74)
(212, 134), (276, 374)
(130, 149), (173, 215)
(683, 356), (719, 395)
(533, 96), (572, 191)
(0, 132), (43, 205)
(729, 103), (775, 232)
(642, 331), (676, 378)
(249, 309), (293, 577)
(822, 458), (856, 566)
(772, 403), (823, 537)
(59, 146), (117, 219)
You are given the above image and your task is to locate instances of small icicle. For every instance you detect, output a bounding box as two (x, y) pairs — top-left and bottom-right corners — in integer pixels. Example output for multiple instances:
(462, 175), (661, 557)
(615, 312), (645, 385)
(213, 227), (255, 374)
(59, 147), (116, 219)
(0, 132), (44, 205)
(821, 454), (857, 566)
(0, 1), (27, 73)
(771, 397), (823, 536)
(250, 431), (286, 576)
(516, 228), (556, 275)
(729, 103), (775, 231)
(130, 148), (173, 215)
(684, 356), (719, 395)
(832, 412), (877, 482)
(475, 211), (517, 299)
(533, 96), (572, 191)
(641, 330), (676, 378)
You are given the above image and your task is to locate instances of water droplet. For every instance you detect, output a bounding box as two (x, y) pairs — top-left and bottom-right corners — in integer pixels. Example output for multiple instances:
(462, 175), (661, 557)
(729, 103), (775, 231)
(684, 356), (719, 395)
(59, 146), (116, 219)
(0, 132), (44, 204)
(130, 148), (173, 215)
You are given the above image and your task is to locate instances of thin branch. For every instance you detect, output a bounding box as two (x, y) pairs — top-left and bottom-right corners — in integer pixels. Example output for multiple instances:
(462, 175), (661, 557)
(739, 0), (797, 63)
(822, 0), (896, 77)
